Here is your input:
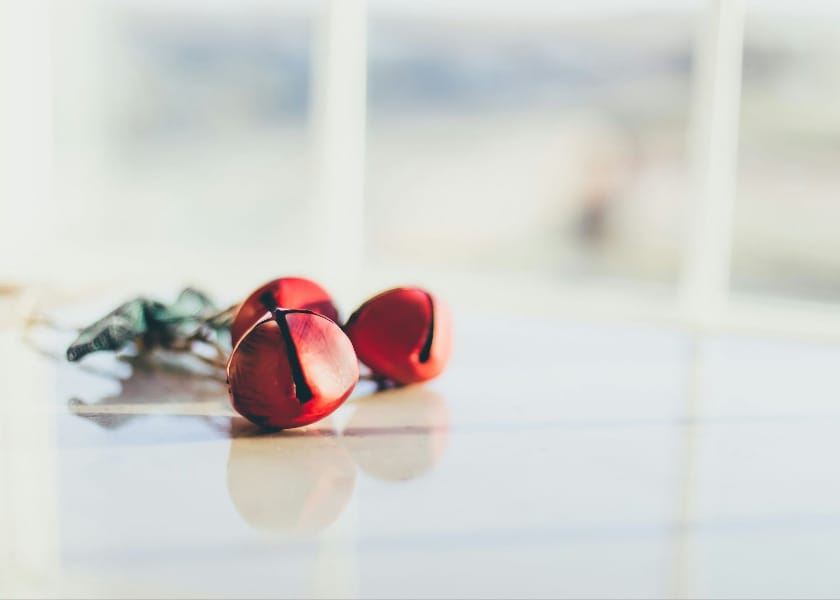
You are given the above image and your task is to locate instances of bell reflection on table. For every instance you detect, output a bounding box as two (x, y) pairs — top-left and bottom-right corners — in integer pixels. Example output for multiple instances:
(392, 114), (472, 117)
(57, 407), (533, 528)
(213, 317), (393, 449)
(341, 386), (449, 481)
(226, 427), (357, 535)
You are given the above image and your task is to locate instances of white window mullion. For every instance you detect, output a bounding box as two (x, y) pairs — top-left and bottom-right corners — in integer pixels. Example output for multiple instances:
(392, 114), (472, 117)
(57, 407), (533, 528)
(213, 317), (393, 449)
(0, 0), (54, 285)
(309, 0), (368, 300)
(681, 0), (745, 324)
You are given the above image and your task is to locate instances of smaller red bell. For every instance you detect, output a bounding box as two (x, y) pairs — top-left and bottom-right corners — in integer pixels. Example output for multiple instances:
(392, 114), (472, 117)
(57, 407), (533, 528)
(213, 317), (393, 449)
(344, 287), (452, 385)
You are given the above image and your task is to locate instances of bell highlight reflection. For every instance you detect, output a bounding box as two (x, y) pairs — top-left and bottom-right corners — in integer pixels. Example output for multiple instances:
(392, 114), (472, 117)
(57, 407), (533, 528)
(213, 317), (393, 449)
(341, 387), (449, 481)
(226, 428), (356, 536)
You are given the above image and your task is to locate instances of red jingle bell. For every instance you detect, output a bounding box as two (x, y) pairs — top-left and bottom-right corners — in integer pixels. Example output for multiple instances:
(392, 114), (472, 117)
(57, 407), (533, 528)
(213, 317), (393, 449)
(230, 277), (339, 345)
(344, 287), (452, 385)
(227, 308), (358, 429)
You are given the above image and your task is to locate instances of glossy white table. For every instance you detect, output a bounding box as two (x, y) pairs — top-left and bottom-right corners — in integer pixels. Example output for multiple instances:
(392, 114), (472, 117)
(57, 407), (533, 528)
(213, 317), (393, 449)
(2, 313), (840, 599)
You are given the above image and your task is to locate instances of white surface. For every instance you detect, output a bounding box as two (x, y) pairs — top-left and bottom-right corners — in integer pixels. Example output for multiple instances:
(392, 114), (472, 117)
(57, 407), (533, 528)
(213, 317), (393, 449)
(1, 313), (840, 598)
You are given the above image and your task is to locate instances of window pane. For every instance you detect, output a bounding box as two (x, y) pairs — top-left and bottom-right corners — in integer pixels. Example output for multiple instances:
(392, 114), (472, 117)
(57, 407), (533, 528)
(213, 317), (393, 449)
(50, 0), (316, 285)
(733, 1), (840, 302)
(366, 1), (700, 290)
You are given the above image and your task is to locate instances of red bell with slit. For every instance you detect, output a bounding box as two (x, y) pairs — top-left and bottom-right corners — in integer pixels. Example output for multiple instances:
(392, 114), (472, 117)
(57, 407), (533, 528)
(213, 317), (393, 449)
(344, 287), (452, 385)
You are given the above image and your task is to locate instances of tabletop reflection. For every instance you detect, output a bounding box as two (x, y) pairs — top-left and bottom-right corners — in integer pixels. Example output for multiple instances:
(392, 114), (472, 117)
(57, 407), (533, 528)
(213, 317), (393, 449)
(66, 354), (229, 429)
(226, 426), (357, 536)
(341, 386), (450, 481)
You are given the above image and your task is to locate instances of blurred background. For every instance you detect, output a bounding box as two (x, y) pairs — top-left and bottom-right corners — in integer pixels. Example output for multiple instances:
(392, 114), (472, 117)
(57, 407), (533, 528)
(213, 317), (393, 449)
(2, 0), (840, 319)
(5, 2), (840, 598)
